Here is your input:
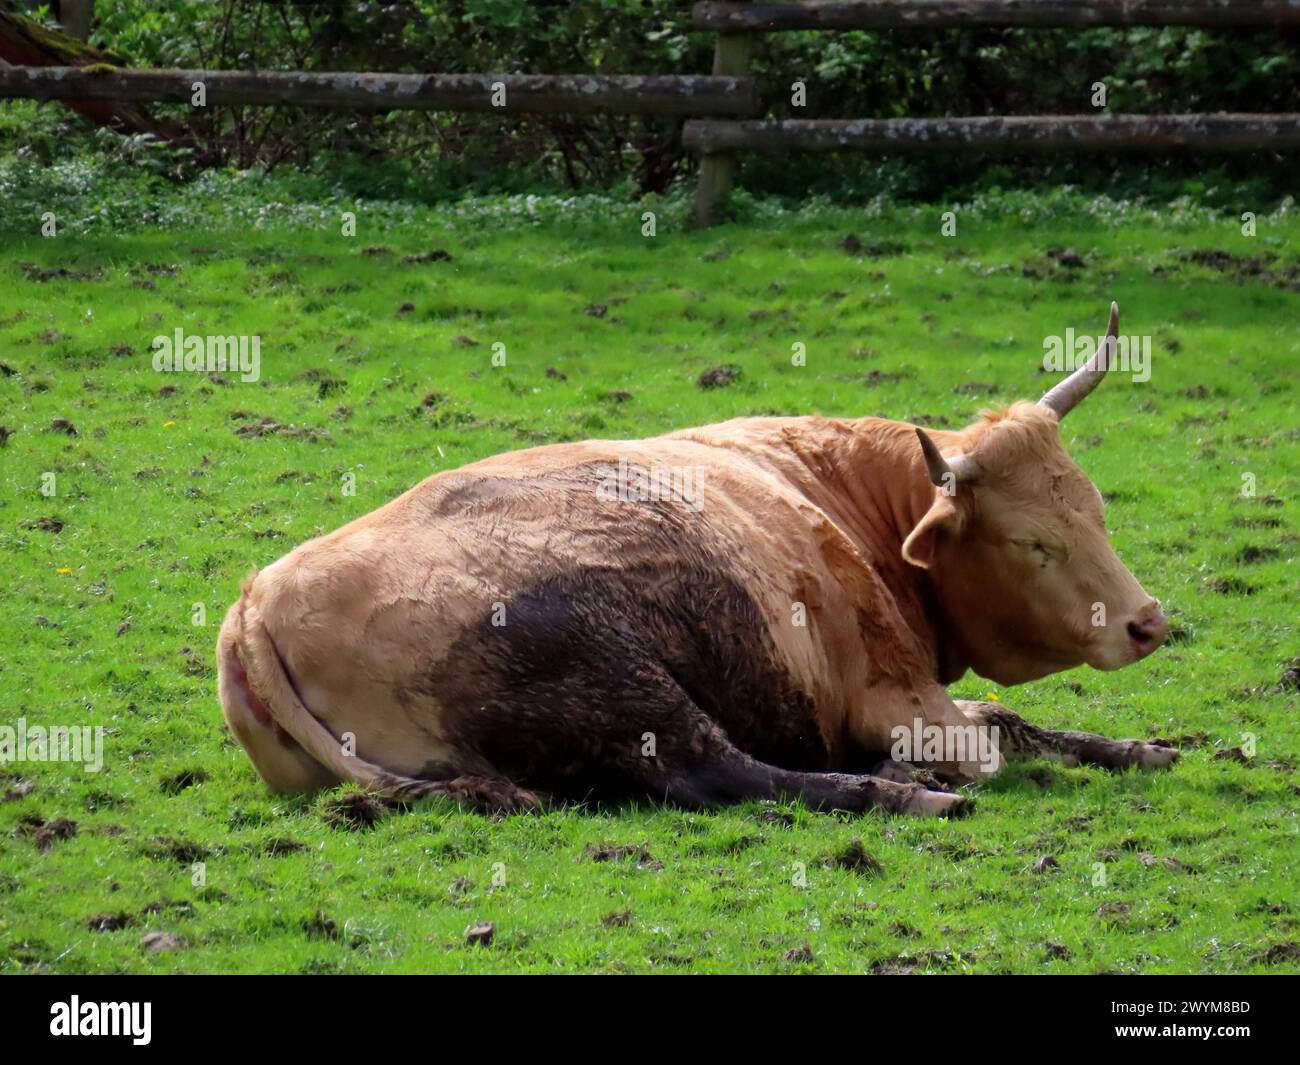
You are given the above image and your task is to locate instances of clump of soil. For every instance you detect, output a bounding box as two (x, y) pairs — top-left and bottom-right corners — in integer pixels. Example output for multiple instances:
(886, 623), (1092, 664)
(1271, 657), (1300, 693)
(831, 837), (884, 876)
(302, 911), (338, 940)
(1180, 248), (1300, 291)
(1252, 942), (1300, 965)
(404, 249), (452, 264)
(232, 416), (325, 442)
(14, 815), (78, 851)
(324, 791), (387, 832)
(87, 912), (135, 932)
(1214, 747), (1251, 764)
(3, 778), (34, 801)
(839, 234), (907, 257)
(697, 364), (742, 389)
(140, 836), (211, 864)
(20, 263), (103, 282)
(465, 921), (494, 946)
(584, 842), (663, 870)
(251, 837), (308, 857)
(141, 932), (185, 954)
(1047, 247), (1087, 269)
(160, 768), (210, 795)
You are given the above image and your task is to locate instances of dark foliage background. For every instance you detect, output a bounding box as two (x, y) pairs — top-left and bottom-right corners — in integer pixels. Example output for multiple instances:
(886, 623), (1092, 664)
(10, 0), (1300, 207)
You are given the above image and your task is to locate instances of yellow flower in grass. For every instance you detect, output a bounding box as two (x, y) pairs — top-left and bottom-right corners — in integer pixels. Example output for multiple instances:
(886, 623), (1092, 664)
(986, 691), (1000, 701)
(163, 420), (176, 428)
(56, 567), (72, 574)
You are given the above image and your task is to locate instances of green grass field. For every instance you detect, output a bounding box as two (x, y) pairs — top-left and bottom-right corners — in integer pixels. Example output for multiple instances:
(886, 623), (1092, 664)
(2, 193), (1297, 973)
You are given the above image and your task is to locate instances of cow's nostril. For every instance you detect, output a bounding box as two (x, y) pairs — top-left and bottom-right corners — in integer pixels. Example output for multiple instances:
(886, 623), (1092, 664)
(1127, 620), (1151, 644)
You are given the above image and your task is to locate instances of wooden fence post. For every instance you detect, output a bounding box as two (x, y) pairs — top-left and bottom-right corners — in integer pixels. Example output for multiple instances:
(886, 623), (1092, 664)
(694, 8), (755, 227)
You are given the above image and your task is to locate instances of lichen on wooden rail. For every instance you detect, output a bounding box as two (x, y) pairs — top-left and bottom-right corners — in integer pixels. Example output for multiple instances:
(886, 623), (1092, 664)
(692, 0), (1300, 31)
(0, 67), (760, 117)
(683, 115), (1300, 153)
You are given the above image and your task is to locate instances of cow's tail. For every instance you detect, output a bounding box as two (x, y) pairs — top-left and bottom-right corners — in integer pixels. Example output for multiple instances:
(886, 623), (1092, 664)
(220, 584), (443, 802)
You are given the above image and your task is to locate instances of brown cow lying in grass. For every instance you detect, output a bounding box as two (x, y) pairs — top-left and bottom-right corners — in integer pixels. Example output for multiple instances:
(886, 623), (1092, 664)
(218, 303), (1176, 817)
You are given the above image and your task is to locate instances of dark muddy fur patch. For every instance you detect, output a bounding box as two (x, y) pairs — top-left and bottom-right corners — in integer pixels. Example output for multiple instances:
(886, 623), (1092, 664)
(425, 534), (827, 802)
(409, 461), (832, 805)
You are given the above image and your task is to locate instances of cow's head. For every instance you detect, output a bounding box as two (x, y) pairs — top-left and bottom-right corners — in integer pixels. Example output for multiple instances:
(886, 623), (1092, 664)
(902, 303), (1167, 685)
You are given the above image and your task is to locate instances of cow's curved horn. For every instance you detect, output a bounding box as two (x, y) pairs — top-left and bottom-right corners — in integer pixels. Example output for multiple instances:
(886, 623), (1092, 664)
(915, 428), (976, 487)
(1039, 302), (1120, 420)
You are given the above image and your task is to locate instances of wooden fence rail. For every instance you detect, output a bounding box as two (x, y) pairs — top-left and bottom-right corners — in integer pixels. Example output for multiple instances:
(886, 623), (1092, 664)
(692, 0), (1300, 31)
(684, 114), (1300, 153)
(0, 66), (759, 117)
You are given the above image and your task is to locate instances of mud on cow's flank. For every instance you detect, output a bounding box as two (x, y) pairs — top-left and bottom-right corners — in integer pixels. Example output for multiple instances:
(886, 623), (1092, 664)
(0, 201), (1296, 974)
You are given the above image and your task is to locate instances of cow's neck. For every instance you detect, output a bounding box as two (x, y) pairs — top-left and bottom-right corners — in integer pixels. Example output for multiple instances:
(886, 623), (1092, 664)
(776, 416), (972, 685)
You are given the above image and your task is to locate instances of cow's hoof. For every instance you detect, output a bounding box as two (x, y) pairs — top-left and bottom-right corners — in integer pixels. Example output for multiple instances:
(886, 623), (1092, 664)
(904, 788), (970, 818)
(1131, 740), (1179, 770)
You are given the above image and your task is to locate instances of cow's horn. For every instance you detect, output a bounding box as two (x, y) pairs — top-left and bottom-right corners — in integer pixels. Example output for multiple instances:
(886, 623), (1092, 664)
(1039, 302), (1120, 420)
(915, 428), (976, 487)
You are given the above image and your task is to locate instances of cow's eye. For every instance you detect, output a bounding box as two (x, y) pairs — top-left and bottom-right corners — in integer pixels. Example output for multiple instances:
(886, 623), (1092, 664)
(1012, 538), (1053, 564)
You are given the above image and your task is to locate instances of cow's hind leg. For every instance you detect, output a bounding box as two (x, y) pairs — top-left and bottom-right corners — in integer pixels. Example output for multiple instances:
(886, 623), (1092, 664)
(955, 701), (1178, 771)
(467, 657), (967, 816)
(659, 740), (968, 817)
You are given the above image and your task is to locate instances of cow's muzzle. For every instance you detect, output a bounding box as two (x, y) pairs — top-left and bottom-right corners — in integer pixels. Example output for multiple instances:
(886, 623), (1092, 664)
(1125, 601), (1169, 660)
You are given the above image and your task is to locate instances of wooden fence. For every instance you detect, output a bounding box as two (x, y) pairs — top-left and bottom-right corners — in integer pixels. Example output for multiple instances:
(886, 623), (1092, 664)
(688, 0), (1300, 224)
(0, 2), (1297, 227)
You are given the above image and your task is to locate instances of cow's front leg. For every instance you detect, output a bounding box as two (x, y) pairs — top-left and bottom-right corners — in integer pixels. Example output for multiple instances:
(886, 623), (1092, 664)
(955, 700), (1179, 771)
(851, 685), (1005, 784)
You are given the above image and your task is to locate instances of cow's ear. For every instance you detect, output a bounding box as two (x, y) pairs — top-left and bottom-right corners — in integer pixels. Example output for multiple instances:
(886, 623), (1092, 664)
(901, 497), (960, 570)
